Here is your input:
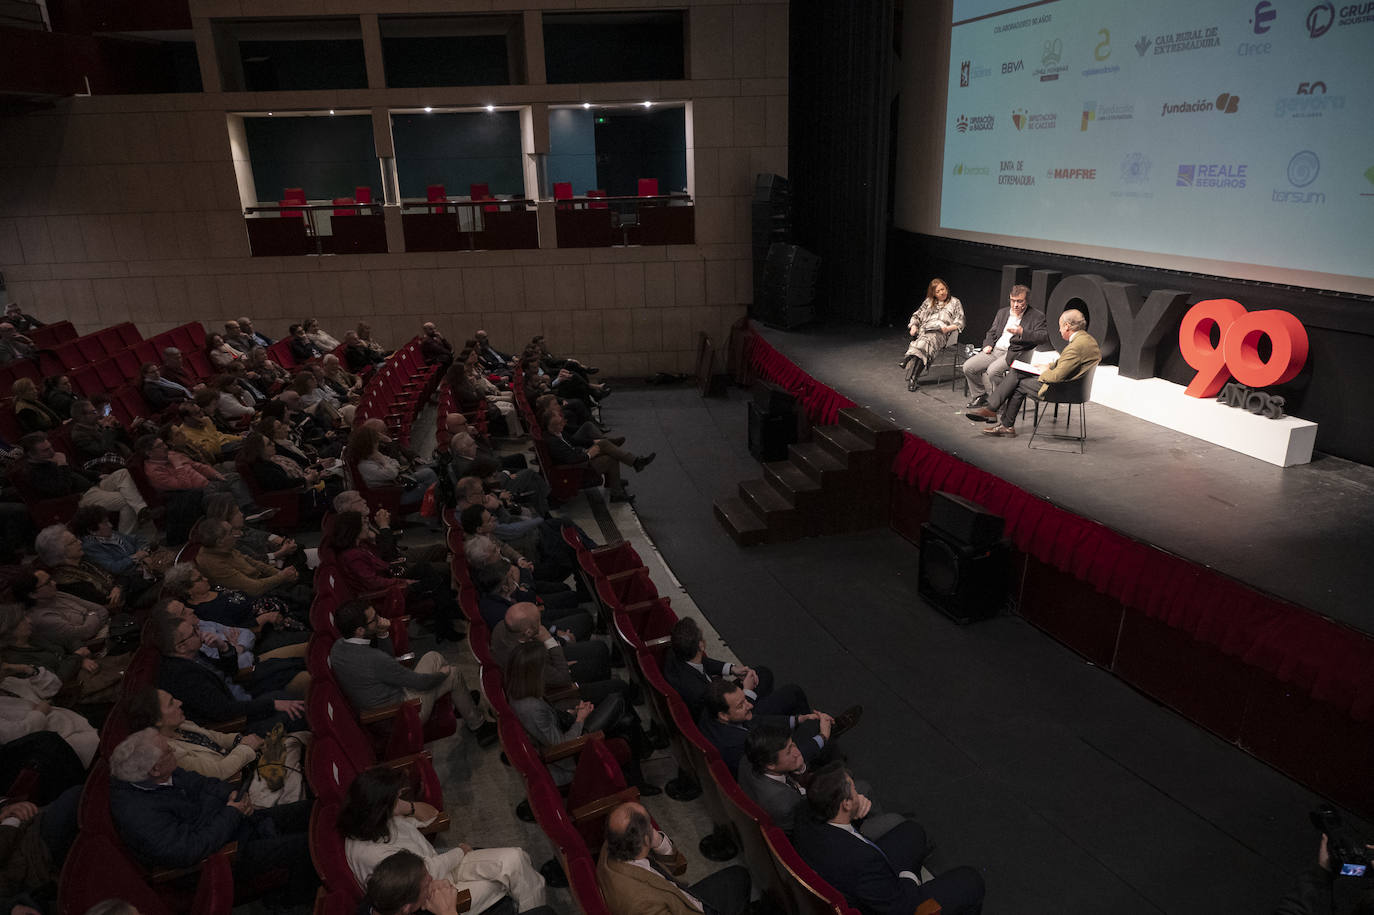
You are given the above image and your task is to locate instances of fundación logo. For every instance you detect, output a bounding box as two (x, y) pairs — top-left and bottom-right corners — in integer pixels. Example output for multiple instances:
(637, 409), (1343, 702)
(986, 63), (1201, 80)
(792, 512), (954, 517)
(1161, 92), (1239, 116)
(1081, 100), (1135, 131)
(955, 114), (995, 133)
(1176, 162), (1248, 189)
(1274, 150), (1325, 204)
(1275, 81), (1345, 118)
(1083, 27), (1120, 75)
(1033, 38), (1069, 81)
(1012, 108), (1058, 130)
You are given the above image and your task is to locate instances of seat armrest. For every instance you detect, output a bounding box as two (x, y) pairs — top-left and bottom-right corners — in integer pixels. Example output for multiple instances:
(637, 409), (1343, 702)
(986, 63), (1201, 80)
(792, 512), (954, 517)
(359, 698), (422, 726)
(541, 731), (604, 764)
(569, 786), (639, 824)
(148, 843), (238, 884)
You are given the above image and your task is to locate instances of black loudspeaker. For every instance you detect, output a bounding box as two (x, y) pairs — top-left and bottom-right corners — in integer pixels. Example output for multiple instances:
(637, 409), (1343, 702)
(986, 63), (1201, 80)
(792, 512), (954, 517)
(755, 243), (819, 328)
(752, 380), (796, 416)
(928, 490), (1004, 549)
(748, 402), (795, 462)
(917, 522), (1009, 624)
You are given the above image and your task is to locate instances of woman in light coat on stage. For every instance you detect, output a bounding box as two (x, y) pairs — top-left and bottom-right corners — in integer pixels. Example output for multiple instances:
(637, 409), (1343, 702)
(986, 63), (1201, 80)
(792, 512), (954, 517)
(898, 277), (964, 385)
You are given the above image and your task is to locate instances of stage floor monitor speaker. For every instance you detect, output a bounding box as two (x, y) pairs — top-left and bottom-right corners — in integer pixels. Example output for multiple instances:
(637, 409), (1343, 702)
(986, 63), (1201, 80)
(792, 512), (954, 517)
(918, 522), (1009, 624)
(928, 490), (1004, 550)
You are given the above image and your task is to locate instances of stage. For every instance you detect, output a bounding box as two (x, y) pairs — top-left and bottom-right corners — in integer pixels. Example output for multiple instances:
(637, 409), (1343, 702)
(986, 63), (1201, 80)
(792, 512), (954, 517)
(754, 320), (1374, 636)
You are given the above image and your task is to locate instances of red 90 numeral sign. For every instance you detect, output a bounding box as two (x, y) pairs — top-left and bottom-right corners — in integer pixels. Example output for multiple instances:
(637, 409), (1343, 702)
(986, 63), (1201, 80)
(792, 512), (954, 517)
(1178, 299), (1309, 398)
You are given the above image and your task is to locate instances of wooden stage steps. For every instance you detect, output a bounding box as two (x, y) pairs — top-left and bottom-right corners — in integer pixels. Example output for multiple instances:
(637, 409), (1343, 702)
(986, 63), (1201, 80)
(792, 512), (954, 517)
(714, 406), (903, 545)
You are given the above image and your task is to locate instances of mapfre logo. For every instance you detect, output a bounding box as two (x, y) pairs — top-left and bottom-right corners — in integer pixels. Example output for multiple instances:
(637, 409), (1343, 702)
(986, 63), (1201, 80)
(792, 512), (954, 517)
(1045, 167), (1097, 180)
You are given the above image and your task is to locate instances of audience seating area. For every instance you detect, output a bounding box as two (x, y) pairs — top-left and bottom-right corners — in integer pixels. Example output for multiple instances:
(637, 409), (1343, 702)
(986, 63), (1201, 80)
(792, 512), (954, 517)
(0, 310), (928, 915)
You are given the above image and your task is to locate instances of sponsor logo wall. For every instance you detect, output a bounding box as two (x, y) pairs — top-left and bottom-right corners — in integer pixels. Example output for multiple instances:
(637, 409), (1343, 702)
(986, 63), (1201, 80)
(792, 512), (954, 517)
(942, 0), (1374, 281)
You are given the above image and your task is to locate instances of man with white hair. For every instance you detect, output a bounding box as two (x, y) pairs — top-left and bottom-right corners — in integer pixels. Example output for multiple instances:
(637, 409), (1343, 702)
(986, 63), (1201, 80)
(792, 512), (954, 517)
(109, 727), (316, 903)
(0, 323), (34, 363)
(969, 307), (1101, 438)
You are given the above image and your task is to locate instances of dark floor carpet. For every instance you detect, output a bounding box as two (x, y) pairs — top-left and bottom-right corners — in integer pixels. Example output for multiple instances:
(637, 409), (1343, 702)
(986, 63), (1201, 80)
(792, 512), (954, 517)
(607, 381), (1362, 915)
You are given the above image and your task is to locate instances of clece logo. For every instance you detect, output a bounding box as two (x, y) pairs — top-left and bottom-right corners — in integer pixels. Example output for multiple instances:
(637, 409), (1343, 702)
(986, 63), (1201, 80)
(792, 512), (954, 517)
(998, 160), (1035, 186)
(960, 60), (970, 87)
(1034, 38), (1069, 81)
(1252, 0), (1277, 32)
(955, 113), (995, 133)
(1272, 151), (1325, 204)
(1275, 81), (1345, 118)
(951, 163), (992, 176)
(1081, 100), (1135, 130)
(1176, 162), (1248, 189)
(1153, 26), (1221, 53)
(1307, 1), (1335, 35)
(1161, 92), (1239, 116)
(1135, 34), (1153, 55)
(1045, 166), (1097, 181)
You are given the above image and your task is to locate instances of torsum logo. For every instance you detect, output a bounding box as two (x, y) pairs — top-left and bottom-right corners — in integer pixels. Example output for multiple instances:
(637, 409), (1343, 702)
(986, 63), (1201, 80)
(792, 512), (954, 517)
(1273, 150), (1325, 204)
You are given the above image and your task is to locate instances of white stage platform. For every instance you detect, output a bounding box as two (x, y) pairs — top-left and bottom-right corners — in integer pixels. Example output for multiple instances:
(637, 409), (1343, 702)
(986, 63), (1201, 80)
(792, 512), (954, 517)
(1089, 366), (1317, 467)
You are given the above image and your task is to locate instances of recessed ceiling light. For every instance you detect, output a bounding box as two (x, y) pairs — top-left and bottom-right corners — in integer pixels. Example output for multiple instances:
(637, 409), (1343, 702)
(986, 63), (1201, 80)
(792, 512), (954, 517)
(267, 111), (273, 116)
(328, 109), (335, 115)
(582, 102), (591, 109)
(643, 101), (653, 108)
(424, 106), (433, 113)
(486, 105), (495, 112)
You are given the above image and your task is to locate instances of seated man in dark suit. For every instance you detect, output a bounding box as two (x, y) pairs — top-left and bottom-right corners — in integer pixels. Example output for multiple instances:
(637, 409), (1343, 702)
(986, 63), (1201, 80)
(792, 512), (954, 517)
(597, 801), (750, 915)
(663, 616), (809, 720)
(153, 612), (308, 734)
(960, 283), (1048, 409)
(738, 723), (905, 838)
(286, 323), (323, 363)
(108, 727), (317, 906)
(966, 307), (1101, 437)
(794, 762), (985, 915)
(541, 409), (653, 505)
(697, 678), (858, 778)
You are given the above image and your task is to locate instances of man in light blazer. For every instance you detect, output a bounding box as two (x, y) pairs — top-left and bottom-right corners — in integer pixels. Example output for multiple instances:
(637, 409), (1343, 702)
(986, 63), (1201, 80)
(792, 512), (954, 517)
(969, 308), (1101, 437)
(597, 801), (751, 915)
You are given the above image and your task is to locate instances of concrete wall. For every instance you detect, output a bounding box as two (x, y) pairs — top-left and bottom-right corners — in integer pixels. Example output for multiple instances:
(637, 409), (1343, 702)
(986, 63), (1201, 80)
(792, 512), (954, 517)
(0, 0), (789, 376)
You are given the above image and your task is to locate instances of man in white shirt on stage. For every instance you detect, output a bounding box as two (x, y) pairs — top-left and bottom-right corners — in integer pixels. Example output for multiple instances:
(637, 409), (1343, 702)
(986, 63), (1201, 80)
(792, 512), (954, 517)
(961, 284), (1048, 409)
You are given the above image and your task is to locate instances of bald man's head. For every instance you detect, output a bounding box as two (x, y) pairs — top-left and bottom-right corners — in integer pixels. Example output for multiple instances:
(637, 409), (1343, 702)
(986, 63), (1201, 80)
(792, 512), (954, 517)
(504, 601), (540, 639)
(444, 412), (468, 434)
(605, 802), (653, 862)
